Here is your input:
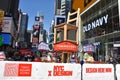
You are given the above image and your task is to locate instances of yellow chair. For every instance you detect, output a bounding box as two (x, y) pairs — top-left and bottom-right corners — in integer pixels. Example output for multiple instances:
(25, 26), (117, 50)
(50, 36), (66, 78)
(54, 8), (80, 44)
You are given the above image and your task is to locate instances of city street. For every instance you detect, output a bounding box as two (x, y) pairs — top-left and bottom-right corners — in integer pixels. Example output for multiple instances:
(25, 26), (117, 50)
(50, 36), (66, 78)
(0, 0), (120, 80)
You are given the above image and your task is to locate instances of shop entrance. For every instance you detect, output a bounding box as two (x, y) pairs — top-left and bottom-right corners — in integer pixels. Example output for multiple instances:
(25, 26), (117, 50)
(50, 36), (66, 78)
(113, 47), (120, 62)
(62, 52), (70, 63)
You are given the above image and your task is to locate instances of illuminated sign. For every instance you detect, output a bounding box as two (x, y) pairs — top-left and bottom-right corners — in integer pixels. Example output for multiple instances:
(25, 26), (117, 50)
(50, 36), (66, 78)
(1, 33), (11, 45)
(72, 0), (100, 14)
(54, 15), (66, 26)
(83, 14), (108, 32)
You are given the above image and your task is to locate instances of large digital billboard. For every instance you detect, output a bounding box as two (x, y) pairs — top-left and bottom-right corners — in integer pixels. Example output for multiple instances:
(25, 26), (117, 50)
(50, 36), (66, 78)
(54, 15), (66, 26)
(0, 33), (12, 45)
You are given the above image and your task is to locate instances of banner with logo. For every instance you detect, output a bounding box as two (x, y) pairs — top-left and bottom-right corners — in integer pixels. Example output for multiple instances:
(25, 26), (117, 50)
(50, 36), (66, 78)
(0, 61), (81, 80)
(82, 64), (114, 80)
(54, 41), (78, 52)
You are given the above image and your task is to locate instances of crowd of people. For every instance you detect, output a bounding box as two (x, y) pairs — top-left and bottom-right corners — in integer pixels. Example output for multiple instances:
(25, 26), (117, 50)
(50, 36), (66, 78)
(0, 46), (120, 64)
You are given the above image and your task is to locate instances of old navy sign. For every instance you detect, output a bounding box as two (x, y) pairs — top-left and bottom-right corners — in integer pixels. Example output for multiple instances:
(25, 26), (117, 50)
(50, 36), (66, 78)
(83, 14), (108, 32)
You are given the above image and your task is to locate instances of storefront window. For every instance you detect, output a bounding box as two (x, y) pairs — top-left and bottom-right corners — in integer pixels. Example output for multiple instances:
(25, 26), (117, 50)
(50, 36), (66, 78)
(81, 0), (119, 62)
(82, 0), (119, 39)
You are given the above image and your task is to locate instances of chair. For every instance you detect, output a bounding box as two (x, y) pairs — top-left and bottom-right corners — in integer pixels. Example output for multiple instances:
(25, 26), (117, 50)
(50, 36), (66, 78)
(54, 8), (80, 44)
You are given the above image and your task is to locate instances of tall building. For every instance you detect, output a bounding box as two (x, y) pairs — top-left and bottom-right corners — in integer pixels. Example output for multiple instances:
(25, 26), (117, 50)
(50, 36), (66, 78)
(18, 12), (28, 48)
(61, 0), (72, 17)
(54, 0), (72, 17)
(48, 20), (54, 51)
(1, 17), (16, 46)
(0, 0), (19, 49)
(26, 30), (33, 48)
(0, 0), (19, 21)
(32, 13), (48, 48)
(49, 20), (54, 34)
(54, 0), (61, 15)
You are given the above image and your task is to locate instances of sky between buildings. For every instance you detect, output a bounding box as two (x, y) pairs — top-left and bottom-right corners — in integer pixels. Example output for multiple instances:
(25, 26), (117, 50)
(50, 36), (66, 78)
(19, 0), (54, 32)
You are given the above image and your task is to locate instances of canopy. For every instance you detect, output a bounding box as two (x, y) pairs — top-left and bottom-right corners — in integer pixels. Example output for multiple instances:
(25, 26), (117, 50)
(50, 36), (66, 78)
(83, 44), (95, 52)
(38, 41), (49, 51)
(54, 41), (78, 52)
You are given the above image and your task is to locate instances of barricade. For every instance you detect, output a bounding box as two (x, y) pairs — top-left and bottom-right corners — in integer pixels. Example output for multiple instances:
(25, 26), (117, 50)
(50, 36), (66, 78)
(0, 61), (120, 80)
(0, 61), (81, 80)
(116, 64), (120, 80)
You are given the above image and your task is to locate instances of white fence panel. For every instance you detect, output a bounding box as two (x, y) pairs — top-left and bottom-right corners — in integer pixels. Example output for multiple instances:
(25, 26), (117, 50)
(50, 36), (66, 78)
(0, 61), (81, 80)
(116, 64), (120, 80)
(83, 64), (115, 80)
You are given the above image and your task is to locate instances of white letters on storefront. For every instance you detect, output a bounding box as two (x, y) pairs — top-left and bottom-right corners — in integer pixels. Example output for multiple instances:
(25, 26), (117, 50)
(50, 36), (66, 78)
(83, 14), (108, 32)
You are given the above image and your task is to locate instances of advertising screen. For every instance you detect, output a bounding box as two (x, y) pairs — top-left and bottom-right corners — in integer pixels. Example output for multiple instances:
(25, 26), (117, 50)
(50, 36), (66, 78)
(54, 15), (66, 26)
(0, 33), (11, 45)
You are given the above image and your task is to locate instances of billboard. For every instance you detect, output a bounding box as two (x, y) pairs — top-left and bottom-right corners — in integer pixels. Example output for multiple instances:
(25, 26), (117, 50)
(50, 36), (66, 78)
(0, 10), (4, 24)
(72, 0), (100, 14)
(33, 25), (40, 37)
(2, 17), (14, 33)
(0, 33), (12, 45)
(35, 16), (40, 21)
(54, 15), (66, 26)
(0, 10), (4, 31)
(34, 15), (44, 24)
(32, 37), (39, 44)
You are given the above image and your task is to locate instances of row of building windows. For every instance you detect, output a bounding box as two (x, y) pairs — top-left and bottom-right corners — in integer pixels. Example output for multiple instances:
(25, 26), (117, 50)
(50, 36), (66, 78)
(81, 0), (119, 39)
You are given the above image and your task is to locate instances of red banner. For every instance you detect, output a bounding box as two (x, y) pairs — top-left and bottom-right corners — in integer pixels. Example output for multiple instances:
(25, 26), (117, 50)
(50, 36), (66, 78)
(54, 41), (78, 52)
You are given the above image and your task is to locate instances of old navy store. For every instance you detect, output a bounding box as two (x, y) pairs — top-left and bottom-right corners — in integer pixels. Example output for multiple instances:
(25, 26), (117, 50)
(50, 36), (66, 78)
(81, 0), (120, 62)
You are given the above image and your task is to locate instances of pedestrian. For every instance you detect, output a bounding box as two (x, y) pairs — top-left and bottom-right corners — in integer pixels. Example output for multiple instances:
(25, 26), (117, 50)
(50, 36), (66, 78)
(80, 58), (85, 65)
(70, 55), (76, 63)
(107, 56), (118, 64)
(13, 51), (20, 61)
